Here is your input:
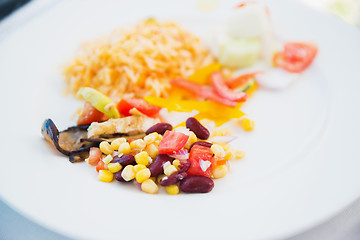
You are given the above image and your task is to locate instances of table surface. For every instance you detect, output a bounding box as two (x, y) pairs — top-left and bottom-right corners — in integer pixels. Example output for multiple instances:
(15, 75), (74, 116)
(0, 1), (359, 239)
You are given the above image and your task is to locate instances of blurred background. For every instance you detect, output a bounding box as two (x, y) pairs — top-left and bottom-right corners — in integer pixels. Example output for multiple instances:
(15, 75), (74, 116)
(0, 0), (359, 25)
(0, 0), (30, 20)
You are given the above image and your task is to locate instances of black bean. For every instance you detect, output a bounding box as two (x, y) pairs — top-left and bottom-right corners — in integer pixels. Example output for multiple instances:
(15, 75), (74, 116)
(186, 117), (210, 140)
(146, 123), (173, 135)
(180, 175), (214, 193)
(149, 154), (173, 177)
(112, 154), (135, 167)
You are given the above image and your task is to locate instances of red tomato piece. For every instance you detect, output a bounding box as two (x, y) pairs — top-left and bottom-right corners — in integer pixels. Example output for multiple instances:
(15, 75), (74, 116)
(116, 98), (161, 117)
(273, 42), (318, 73)
(88, 147), (102, 166)
(170, 78), (237, 107)
(96, 159), (105, 172)
(187, 145), (214, 177)
(77, 102), (106, 126)
(158, 130), (189, 154)
(211, 71), (248, 102)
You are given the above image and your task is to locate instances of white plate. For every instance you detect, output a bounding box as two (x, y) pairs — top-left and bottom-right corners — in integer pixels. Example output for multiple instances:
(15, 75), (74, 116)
(1, 0), (360, 239)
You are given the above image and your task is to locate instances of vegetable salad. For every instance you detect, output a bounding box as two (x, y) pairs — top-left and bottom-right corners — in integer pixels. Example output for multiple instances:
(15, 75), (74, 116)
(42, 2), (317, 194)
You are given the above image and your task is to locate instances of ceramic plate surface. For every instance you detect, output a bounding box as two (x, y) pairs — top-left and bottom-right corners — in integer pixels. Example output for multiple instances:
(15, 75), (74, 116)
(0, 0), (360, 239)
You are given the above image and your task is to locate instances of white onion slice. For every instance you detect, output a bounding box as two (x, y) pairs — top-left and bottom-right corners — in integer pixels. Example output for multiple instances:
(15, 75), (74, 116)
(256, 69), (300, 90)
(169, 149), (189, 161)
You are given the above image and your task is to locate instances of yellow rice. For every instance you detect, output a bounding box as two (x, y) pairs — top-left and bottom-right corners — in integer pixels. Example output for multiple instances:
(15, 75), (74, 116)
(63, 19), (215, 102)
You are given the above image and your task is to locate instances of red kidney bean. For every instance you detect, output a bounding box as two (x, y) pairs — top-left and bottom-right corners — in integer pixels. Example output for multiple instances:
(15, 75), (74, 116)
(160, 172), (187, 186)
(115, 169), (126, 182)
(180, 175), (214, 193)
(189, 141), (213, 152)
(146, 123), (173, 135)
(112, 154), (135, 167)
(186, 117), (210, 140)
(178, 159), (191, 173)
(149, 154), (173, 177)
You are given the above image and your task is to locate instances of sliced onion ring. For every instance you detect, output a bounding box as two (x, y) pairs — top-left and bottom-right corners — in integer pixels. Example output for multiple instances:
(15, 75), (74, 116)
(169, 149), (189, 161)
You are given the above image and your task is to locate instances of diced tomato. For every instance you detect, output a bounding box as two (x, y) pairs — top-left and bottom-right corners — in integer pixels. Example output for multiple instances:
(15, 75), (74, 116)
(116, 98), (161, 117)
(226, 71), (262, 88)
(170, 78), (237, 107)
(212, 156), (227, 167)
(77, 102), (107, 126)
(158, 130), (189, 154)
(273, 42), (318, 73)
(187, 145), (214, 177)
(211, 71), (248, 102)
(88, 147), (102, 166)
(96, 159), (105, 172)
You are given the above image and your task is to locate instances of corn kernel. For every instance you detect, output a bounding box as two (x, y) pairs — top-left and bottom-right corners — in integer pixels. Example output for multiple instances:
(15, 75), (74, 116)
(135, 168), (151, 183)
(224, 151), (235, 161)
(154, 139), (161, 148)
(111, 138), (127, 151)
(185, 131), (197, 149)
(211, 144), (226, 158)
(166, 185), (180, 195)
(135, 151), (150, 165)
(145, 143), (158, 159)
(219, 127), (232, 136)
(118, 142), (131, 155)
(240, 117), (255, 131)
(164, 165), (177, 176)
(172, 159), (181, 170)
(212, 165), (228, 179)
(149, 177), (156, 182)
(130, 139), (146, 150)
(107, 162), (122, 173)
(99, 141), (113, 155)
(219, 143), (231, 152)
(235, 150), (246, 159)
(144, 132), (159, 145)
(212, 129), (222, 137)
(121, 165), (136, 181)
(98, 170), (113, 182)
(141, 179), (158, 194)
(134, 164), (146, 173)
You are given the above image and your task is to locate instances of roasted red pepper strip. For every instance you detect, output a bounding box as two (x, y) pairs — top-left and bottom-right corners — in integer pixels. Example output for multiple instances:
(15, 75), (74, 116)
(226, 71), (262, 89)
(170, 78), (237, 107)
(211, 71), (248, 102)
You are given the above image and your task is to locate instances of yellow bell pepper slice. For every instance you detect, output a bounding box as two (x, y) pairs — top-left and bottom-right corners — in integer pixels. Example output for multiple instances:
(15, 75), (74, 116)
(188, 63), (222, 84)
(144, 96), (245, 120)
